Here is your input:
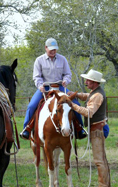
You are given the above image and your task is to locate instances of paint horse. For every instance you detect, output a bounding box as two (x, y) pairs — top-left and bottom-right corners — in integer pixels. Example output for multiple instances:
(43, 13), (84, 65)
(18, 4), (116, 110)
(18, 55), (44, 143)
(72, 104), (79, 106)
(31, 90), (78, 187)
(0, 59), (18, 187)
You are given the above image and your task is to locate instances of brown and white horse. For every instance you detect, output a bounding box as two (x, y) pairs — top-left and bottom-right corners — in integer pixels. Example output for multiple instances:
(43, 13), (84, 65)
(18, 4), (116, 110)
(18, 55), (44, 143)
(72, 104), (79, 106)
(31, 90), (77, 187)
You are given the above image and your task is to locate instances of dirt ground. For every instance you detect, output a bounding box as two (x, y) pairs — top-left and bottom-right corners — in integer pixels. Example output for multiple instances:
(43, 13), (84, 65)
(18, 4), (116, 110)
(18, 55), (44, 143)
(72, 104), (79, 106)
(10, 157), (118, 169)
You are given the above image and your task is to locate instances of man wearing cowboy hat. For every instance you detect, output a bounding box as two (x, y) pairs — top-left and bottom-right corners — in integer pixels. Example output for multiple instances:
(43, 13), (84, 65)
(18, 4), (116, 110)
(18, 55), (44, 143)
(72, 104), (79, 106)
(59, 69), (111, 187)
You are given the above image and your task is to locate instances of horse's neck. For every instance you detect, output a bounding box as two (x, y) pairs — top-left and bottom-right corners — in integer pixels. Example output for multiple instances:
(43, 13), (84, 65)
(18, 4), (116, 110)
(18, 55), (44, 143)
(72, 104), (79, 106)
(51, 97), (57, 117)
(48, 96), (57, 115)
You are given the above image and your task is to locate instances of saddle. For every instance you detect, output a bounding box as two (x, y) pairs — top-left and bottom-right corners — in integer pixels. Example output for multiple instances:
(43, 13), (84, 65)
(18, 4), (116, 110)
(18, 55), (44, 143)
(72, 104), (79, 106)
(0, 86), (20, 151)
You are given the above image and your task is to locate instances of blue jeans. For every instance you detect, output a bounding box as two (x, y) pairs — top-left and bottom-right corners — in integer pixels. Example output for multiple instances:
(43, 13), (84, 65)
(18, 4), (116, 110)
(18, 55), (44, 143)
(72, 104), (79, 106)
(23, 86), (83, 128)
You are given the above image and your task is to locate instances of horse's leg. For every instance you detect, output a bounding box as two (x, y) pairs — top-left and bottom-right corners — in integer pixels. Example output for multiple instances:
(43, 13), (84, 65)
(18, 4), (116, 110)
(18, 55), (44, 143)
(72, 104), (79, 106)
(0, 149), (10, 187)
(35, 165), (42, 187)
(44, 144), (54, 187)
(53, 148), (61, 187)
(31, 141), (42, 187)
(63, 143), (73, 187)
(0, 143), (11, 187)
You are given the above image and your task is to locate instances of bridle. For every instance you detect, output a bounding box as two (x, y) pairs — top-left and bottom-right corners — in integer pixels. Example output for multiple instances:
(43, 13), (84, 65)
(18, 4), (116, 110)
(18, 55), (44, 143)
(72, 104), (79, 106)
(56, 105), (74, 135)
(43, 92), (73, 136)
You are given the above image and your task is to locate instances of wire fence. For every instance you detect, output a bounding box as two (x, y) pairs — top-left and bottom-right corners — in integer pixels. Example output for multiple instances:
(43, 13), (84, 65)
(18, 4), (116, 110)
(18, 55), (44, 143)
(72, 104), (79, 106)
(106, 96), (118, 118)
(15, 96), (118, 118)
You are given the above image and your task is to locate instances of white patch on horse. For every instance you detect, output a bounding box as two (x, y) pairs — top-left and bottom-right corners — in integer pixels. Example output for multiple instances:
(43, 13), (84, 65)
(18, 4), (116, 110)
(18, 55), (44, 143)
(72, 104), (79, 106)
(38, 95), (55, 142)
(57, 92), (71, 136)
(51, 97), (57, 118)
(61, 103), (71, 136)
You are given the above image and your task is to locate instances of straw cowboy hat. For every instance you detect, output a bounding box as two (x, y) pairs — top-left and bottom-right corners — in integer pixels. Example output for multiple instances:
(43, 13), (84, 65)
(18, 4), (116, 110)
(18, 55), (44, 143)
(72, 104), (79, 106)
(81, 69), (106, 83)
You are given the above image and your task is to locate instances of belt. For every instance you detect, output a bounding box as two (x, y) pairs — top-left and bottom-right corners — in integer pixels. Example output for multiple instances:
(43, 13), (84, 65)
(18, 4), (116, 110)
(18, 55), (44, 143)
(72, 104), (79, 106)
(90, 122), (105, 132)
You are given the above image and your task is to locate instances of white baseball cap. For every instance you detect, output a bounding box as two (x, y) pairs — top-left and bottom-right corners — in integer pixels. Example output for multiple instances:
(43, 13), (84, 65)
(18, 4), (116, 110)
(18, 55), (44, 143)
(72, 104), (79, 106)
(81, 69), (106, 83)
(45, 38), (59, 50)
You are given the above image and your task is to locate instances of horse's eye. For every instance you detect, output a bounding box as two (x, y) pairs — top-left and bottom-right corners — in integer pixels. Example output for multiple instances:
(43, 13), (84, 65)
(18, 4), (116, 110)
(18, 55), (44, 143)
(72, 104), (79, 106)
(56, 109), (61, 113)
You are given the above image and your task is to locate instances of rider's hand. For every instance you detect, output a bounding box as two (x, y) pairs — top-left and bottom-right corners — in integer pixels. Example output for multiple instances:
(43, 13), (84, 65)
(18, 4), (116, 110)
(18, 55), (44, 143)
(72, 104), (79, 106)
(62, 80), (67, 87)
(39, 85), (45, 92)
(67, 91), (74, 96)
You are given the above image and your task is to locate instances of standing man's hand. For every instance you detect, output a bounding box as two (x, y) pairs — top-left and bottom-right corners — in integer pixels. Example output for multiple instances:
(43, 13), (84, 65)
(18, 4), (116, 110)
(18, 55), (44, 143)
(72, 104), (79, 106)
(39, 85), (45, 92)
(67, 91), (74, 96)
(62, 80), (67, 87)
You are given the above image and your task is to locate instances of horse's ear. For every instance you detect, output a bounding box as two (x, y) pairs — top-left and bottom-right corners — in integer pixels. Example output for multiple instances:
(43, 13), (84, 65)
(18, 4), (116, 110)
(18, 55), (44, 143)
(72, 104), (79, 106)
(11, 59), (18, 72)
(69, 91), (78, 101)
(54, 90), (61, 101)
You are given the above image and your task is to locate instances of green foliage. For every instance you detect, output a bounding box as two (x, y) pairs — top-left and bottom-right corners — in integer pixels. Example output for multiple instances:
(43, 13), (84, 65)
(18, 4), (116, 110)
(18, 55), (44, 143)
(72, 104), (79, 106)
(105, 78), (118, 116)
(25, 0), (118, 92)
(0, 45), (36, 97)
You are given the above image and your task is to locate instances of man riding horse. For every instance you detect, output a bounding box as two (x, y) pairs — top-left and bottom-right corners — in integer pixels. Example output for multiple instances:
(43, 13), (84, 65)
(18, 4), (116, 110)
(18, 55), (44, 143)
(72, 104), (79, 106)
(20, 37), (87, 140)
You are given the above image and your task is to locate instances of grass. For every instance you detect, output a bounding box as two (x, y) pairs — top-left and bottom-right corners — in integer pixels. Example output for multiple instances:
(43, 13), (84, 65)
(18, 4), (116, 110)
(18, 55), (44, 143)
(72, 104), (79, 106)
(2, 117), (118, 187)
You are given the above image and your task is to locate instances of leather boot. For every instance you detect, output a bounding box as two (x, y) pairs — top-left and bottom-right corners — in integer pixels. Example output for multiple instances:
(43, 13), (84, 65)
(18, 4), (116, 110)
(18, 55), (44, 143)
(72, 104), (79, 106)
(20, 115), (35, 140)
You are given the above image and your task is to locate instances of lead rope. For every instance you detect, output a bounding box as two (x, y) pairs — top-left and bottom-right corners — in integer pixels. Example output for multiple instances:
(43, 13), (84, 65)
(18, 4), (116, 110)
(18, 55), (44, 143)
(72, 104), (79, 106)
(87, 108), (92, 187)
(73, 108), (91, 187)
(13, 144), (19, 187)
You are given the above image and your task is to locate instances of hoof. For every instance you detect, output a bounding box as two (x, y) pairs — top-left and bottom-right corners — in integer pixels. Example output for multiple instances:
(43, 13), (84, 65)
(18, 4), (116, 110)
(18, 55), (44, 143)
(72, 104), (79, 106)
(54, 181), (59, 187)
(36, 180), (43, 187)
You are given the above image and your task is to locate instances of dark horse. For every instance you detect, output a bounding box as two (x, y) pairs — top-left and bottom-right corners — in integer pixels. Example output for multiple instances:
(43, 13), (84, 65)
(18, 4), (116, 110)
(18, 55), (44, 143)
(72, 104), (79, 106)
(0, 59), (18, 187)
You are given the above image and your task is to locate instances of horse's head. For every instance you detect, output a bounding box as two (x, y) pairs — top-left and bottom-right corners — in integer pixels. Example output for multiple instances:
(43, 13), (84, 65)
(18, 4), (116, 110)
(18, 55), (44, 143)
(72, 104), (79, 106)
(52, 90), (77, 137)
(0, 59), (18, 110)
